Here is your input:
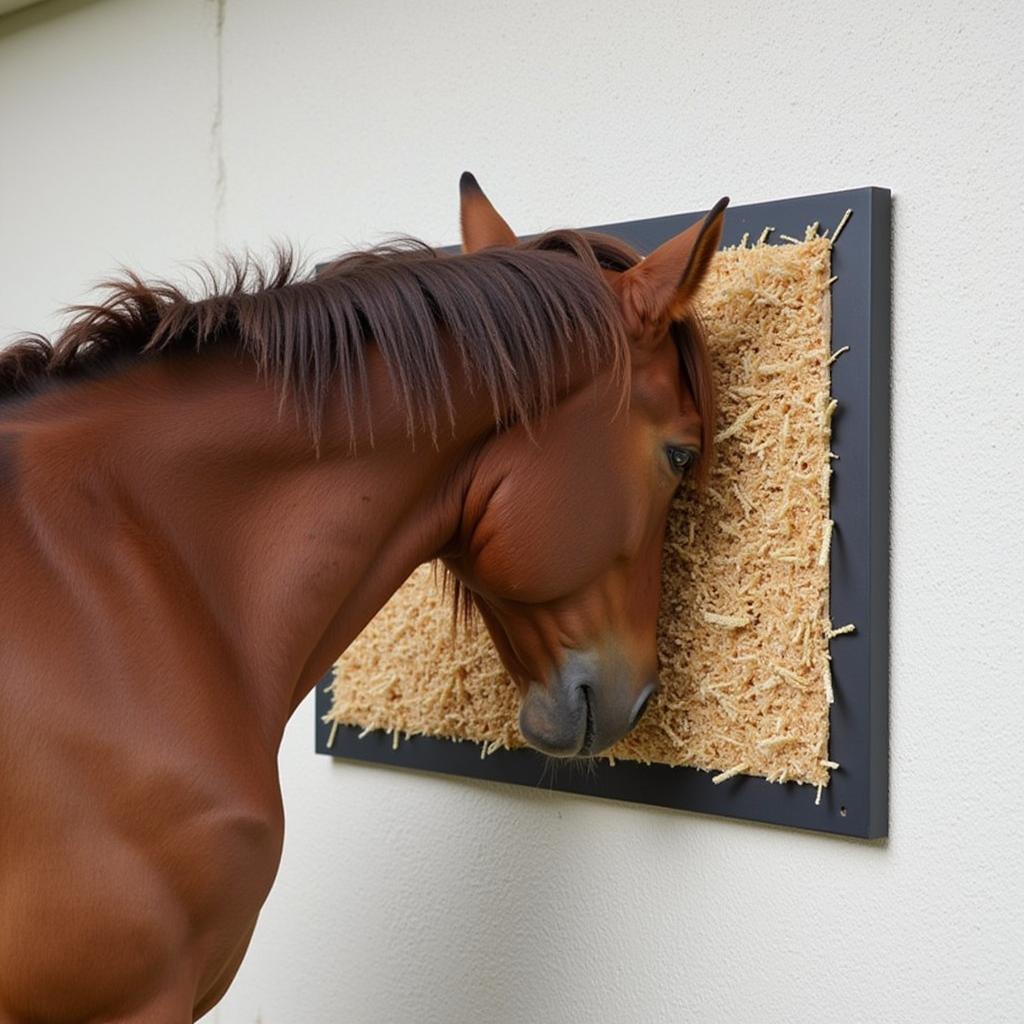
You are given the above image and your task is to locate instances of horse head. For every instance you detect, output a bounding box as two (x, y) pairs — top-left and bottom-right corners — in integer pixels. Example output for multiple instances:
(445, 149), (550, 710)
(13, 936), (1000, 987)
(444, 175), (726, 757)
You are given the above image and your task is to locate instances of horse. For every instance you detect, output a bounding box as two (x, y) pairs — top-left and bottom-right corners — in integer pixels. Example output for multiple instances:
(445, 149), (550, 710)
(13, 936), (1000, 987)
(0, 174), (725, 1023)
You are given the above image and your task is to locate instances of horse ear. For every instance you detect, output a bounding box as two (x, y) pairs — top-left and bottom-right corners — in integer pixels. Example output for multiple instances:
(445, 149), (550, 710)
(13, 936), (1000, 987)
(615, 197), (729, 341)
(460, 172), (517, 253)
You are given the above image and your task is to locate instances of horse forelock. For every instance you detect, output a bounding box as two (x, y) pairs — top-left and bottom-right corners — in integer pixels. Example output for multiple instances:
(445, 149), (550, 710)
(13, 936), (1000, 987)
(530, 229), (714, 478)
(671, 313), (716, 489)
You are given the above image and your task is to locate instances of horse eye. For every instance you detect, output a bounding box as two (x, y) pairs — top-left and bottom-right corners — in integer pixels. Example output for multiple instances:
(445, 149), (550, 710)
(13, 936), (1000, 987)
(667, 446), (696, 473)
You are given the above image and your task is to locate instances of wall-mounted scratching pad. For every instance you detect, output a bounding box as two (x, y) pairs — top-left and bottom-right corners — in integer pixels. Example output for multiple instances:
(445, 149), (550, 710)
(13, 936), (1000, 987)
(326, 231), (837, 788)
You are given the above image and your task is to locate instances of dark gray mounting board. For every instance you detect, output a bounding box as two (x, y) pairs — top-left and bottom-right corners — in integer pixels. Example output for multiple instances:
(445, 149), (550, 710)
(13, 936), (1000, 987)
(316, 187), (891, 839)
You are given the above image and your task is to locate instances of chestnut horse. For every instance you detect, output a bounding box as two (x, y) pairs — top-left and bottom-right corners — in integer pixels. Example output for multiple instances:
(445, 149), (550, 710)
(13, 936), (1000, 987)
(0, 176), (725, 1022)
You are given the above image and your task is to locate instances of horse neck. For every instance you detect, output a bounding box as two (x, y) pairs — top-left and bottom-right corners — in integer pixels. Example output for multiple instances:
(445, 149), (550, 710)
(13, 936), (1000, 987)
(4, 340), (564, 750)
(8, 331), (610, 749)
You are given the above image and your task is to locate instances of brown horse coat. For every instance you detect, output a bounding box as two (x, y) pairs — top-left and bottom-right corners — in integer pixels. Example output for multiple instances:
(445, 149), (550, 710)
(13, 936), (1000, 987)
(0, 177), (724, 1022)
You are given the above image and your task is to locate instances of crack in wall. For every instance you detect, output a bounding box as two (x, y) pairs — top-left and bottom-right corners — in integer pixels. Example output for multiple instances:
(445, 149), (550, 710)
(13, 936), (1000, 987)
(209, 0), (226, 245)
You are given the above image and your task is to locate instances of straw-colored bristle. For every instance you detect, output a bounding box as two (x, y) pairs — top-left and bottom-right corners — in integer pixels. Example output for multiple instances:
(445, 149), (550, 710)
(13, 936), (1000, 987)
(715, 400), (764, 444)
(828, 623), (856, 639)
(703, 611), (751, 629)
(818, 519), (834, 568)
(712, 762), (749, 785)
(324, 232), (836, 788)
(830, 209), (853, 245)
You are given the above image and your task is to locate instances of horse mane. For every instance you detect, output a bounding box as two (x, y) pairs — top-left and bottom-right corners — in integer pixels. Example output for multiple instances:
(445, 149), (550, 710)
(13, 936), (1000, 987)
(0, 228), (712, 471)
(1, 227), (715, 635)
(0, 234), (636, 446)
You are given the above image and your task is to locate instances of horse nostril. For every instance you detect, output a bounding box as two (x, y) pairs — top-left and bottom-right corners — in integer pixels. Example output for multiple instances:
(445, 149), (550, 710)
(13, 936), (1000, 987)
(631, 693), (651, 727)
(578, 684), (596, 754)
(629, 683), (658, 728)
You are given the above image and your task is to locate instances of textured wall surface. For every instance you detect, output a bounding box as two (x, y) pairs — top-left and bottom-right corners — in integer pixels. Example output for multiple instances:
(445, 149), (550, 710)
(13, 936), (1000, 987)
(2, 2), (1022, 1022)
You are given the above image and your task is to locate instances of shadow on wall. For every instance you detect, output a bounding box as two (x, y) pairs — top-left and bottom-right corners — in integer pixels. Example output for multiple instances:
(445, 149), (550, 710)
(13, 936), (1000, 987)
(0, 0), (103, 38)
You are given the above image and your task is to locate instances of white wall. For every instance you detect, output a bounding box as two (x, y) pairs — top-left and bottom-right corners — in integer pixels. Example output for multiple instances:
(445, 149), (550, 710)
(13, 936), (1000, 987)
(0, 0), (219, 336)
(2, 2), (1022, 1021)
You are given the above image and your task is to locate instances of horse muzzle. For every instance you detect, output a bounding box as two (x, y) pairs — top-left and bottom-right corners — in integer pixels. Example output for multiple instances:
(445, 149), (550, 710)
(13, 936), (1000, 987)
(517, 649), (658, 758)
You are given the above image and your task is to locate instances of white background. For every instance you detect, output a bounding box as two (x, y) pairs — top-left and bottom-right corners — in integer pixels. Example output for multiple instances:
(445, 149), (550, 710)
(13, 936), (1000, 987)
(2, 2), (1022, 1021)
